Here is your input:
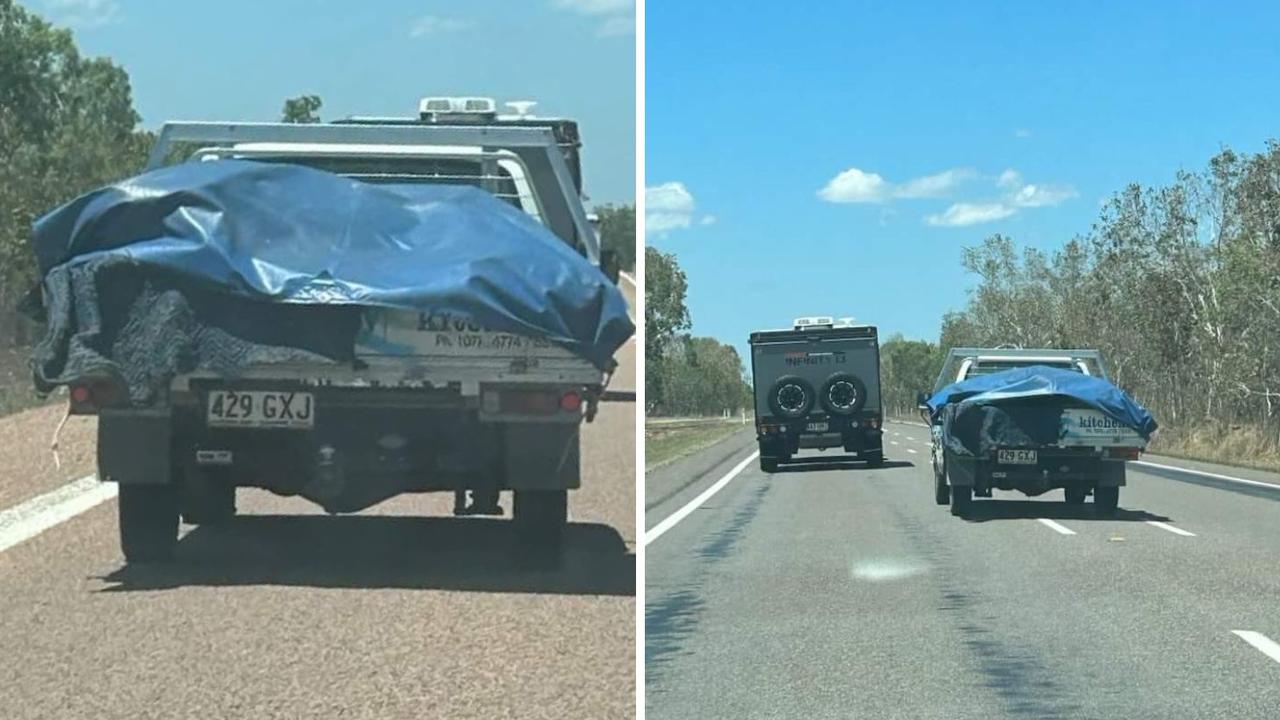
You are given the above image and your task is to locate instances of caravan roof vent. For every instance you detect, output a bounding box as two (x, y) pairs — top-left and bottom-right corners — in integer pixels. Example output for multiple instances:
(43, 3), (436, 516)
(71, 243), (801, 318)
(794, 316), (835, 330)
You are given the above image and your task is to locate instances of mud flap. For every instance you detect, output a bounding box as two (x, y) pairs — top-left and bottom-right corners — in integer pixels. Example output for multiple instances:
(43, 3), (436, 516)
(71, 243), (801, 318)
(503, 424), (581, 490)
(1098, 461), (1127, 487)
(98, 408), (171, 484)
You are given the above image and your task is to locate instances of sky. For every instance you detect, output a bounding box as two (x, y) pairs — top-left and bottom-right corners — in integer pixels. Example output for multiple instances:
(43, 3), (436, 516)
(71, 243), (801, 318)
(646, 0), (1280, 359)
(32, 0), (636, 204)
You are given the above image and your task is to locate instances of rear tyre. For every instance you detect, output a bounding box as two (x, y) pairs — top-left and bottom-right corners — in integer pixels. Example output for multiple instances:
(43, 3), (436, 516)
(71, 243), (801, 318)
(767, 376), (816, 419)
(760, 457), (779, 473)
(950, 484), (972, 517)
(513, 490), (568, 551)
(1064, 487), (1087, 505)
(819, 373), (868, 416)
(118, 485), (179, 562)
(1094, 486), (1119, 515)
(934, 471), (950, 505)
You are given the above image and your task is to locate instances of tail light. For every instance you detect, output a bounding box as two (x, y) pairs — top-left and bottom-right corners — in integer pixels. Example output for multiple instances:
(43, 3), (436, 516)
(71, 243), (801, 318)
(869, 417), (880, 429)
(484, 388), (585, 415)
(69, 379), (123, 414)
(1106, 447), (1140, 460)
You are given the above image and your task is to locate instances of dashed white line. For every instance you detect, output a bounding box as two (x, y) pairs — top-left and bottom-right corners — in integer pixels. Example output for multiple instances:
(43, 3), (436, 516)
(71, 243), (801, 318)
(644, 451), (760, 545)
(1036, 518), (1077, 535)
(0, 475), (114, 554)
(890, 441), (900, 446)
(1146, 521), (1196, 537)
(906, 448), (918, 454)
(1232, 631), (1280, 665)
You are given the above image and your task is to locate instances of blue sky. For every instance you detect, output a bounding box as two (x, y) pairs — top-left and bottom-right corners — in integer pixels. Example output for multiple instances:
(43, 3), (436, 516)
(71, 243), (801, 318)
(34, 0), (636, 204)
(646, 1), (1280, 357)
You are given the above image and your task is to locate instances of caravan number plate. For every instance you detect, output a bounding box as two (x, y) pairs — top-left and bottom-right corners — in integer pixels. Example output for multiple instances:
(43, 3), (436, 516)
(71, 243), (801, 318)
(997, 449), (1037, 464)
(207, 390), (314, 429)
(805, 421), (829, 433)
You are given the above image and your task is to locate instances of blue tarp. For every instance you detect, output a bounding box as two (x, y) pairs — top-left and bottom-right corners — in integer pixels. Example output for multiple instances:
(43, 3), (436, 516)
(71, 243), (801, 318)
(926, 365), (1158, 438)
(31, 159), (633, 369)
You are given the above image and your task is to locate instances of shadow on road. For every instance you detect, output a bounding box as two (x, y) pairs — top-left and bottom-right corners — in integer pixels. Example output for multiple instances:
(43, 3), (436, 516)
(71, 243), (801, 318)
(777, 456), (915, 473)
(96, 515), (634, 597)
(960, 500), (1171, 523)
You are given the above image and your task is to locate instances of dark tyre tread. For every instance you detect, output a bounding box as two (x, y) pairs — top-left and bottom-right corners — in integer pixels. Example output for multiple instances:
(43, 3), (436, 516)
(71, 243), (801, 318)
(118, 485), (179, 562)
(1094, 486), (1119, 515)
(513, 490), (568, 548)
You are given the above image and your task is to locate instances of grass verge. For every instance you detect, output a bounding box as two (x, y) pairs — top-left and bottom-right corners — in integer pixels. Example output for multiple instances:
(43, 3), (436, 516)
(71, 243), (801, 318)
(646, 419), (747, 472)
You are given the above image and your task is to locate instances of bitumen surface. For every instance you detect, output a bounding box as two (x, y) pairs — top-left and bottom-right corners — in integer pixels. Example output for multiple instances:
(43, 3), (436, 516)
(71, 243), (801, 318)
(645, 421), (1280, 719)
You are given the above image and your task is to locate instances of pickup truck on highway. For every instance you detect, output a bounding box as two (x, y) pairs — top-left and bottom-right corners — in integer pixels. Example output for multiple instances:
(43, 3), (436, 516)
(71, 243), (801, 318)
(749, 317), (884, 472)
(920, 348), (1156, 516)
(29, 96), (632, 561)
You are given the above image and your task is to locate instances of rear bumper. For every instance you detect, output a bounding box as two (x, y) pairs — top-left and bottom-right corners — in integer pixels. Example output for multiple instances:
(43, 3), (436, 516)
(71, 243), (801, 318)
(99, 384), (584, 496)
(946, 448), (1128, 492)
(757, 412), (883, 457)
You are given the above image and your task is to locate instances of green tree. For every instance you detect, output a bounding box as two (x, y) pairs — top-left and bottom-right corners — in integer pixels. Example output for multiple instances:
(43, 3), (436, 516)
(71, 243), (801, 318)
(281, 94), (322, 123)
(644, 246), (691, 411)
(1, 0), (149, 345)
(593, 204), (635, 271)
(880, 335), (942, 417)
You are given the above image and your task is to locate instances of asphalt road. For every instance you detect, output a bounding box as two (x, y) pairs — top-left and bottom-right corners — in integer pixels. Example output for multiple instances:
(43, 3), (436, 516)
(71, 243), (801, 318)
(0, 282), (636, 719)
(645, 421), (1280, 719)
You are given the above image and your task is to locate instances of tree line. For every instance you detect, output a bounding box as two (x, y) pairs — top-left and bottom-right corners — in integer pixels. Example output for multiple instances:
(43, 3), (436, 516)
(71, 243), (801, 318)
(645, 246), (751, 416)
(881, 140), (1280, 450)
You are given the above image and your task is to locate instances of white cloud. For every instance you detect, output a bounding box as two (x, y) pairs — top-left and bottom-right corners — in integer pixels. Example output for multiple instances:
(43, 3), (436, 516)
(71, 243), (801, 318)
(925, 203), (1017, 227)
(41, 0), (120, 28)
(550, 0), (634, 37)
(596, 14), (635, 36)
(1009, 182), (1078, 208)
(408, 15), (471, 37)
(818, 168), (891, 203)
(646, 182), (713, 235)
(895, 168), (977, 199)
(818, 166), (974, 203)
(919, 168), (1077, 228)
(997, 168), (1022, 189)
(552, 0), (634, 13)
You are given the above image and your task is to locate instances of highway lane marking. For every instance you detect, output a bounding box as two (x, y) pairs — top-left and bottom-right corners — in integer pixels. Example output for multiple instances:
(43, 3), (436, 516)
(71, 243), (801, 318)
(1146, 521), (1196, 537)
(1232, 631), (1280, 665)
(1133, 460), (1280, 492)
(906, 448), (918, 454)
(0, 475), (114, 554)
(644, 451), (760, 545)
(1036, 518), (1076, 535)
(890, 441), (900, 446)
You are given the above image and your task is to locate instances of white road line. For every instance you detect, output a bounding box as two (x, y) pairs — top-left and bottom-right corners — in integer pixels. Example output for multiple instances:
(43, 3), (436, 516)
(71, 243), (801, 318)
(644, 451), (759, 546)
(1036, 518), (1077, 535)
(0, 475), (114, 554)
(1133, 460), (1280, 491)
(1232, 631), (1280, 665)
(906, 448), (918, 454)
(1146, 521), (1196, 537)
(890, 441), (900, 446)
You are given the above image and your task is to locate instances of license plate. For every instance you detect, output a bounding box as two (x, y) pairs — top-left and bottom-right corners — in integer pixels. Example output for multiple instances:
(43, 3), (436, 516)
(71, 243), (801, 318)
(997, 449), (1037, 464)
(207, 390), (314, 429)
(805, 421), (829, 433)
